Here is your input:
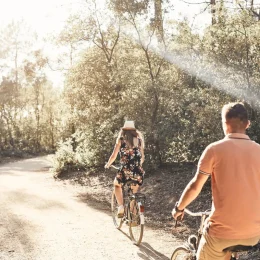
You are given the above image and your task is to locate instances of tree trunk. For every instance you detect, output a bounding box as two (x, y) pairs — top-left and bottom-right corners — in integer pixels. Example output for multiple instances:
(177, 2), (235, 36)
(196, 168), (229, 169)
(15, 43), (18, 90)
(251, 0), (254, 10)
(49, 111), (55, 150)
(71, 123), (76, 152)
(150, 84), (162, 166)
(218, 0), (224, 24)
(211, 0), (216, 25)
(34, 84), (41, 152)
(154, 0), (164, 41)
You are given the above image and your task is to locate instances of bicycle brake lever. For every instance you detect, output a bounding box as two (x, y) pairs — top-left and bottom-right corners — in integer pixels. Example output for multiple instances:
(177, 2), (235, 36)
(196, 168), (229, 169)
(175, 215), (182, 228)
(175, 219), (178, 228)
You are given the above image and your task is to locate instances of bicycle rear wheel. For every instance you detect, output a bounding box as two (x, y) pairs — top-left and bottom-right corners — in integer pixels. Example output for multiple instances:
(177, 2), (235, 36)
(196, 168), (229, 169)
(129, 200), (144, 245)
(171, 246), (195, 260)
(236, 250), (260, 260)
(111, 191), (123, 229)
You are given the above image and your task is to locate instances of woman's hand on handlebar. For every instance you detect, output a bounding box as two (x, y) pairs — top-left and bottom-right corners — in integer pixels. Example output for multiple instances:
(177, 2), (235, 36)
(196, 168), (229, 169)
(104, 162), (110, 169)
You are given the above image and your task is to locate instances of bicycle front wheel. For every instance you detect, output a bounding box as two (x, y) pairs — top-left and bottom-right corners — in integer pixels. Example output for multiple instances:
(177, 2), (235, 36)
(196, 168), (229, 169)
(171, 246), (195, 260)
(129, 200), (144, 246)
(111, 191), (123, 229)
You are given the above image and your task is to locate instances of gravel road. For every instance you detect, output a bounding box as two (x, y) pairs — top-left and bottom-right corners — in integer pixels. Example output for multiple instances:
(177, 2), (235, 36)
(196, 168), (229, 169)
(0, 157), (180, 260)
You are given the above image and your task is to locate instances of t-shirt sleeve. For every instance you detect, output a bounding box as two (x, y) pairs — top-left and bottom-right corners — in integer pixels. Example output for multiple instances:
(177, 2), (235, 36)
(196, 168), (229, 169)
(197, 144), (214, 176)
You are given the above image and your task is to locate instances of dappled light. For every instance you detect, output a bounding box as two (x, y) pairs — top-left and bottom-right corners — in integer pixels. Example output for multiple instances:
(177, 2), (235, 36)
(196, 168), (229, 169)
(0, 157), (180, 259)
(1, 0), (260, 167)
(1, 0), (260, 259)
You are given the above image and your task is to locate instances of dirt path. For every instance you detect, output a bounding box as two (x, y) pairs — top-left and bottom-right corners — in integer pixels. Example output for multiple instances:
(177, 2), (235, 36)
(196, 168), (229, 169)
(0, 157), (181, 260)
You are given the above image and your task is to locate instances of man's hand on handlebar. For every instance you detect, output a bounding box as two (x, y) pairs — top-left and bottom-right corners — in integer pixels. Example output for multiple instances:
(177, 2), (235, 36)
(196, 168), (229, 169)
(172, 202), (185, 228)
(172, 208), (184, 221)
(172, 208), (184, 228)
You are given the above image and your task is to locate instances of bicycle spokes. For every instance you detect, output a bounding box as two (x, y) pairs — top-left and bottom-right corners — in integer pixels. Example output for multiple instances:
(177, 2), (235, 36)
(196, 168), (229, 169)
(129, 200), (144, 245)
(111, 191), (123, 229)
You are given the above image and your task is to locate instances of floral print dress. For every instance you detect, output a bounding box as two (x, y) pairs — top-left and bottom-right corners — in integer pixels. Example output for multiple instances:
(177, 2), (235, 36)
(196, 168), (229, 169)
(116, 137), (145, 185)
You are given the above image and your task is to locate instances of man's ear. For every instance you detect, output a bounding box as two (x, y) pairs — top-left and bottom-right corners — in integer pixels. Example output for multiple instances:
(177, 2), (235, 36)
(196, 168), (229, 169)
(246, 120), (251, 129)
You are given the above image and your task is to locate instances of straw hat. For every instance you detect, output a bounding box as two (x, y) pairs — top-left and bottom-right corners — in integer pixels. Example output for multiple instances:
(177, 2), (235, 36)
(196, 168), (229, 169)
(122, 120), (136, 130)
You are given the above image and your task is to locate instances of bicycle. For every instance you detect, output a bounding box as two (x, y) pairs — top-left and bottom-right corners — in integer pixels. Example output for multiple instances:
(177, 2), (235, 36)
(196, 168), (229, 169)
(171, 208), (260, 260)
(110, 165), (146, 245)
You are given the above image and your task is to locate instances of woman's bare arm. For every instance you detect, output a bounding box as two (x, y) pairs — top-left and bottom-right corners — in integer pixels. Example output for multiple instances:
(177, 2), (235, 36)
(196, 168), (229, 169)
(140, 139), (145, 165)
(105, 142), (121, 168)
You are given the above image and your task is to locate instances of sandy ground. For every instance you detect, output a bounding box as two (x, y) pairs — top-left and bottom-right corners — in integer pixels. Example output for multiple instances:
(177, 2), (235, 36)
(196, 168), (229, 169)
(0, 156), (183, 260)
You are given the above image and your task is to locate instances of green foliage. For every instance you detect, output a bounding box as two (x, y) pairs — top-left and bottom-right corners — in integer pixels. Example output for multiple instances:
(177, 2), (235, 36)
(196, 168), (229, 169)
(52, 129), (113, 176)
(52, 138), (75, 176)
(2, 2), (260, 174)
(51, 4), (260, 173)
(0, 22), (64, 156)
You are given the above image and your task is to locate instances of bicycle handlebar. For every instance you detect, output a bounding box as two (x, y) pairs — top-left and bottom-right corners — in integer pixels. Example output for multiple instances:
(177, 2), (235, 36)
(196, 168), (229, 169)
(174, 208), (211, 228)
(110, 165), (120, 170)
(184, 208), (211, 217)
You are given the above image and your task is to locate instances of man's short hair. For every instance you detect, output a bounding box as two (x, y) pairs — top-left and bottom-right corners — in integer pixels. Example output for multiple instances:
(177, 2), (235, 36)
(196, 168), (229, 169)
(222, 102), (248, 123)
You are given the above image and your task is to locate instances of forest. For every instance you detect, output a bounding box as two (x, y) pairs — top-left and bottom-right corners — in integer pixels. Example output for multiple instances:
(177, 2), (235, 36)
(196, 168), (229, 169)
(0, 0), (260, 173)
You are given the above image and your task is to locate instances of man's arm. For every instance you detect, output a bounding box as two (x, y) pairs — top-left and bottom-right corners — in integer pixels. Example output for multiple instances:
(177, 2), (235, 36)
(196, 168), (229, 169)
(179, 172), (209, 209)
(172, 144), (214, 219)
(172, 172), (209, 219)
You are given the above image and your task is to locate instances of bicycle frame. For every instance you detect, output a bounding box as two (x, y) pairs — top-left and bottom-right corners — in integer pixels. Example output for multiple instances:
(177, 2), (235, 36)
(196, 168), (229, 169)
(183, 209), (210, 253)
(172, 209), (259, 260)
(109, 164), (145, 245)
(122, 182), (145, 225)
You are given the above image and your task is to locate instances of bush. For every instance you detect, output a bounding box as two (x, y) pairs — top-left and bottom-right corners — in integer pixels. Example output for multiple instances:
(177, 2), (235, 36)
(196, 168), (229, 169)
(52, 131), (101, 177)
(52, 138), (76, 176)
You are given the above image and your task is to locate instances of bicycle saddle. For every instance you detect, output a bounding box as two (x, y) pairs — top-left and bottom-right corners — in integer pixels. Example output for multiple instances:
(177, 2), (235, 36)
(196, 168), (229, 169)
(223, 244), (256, 252)
(125, 179), (139, 186)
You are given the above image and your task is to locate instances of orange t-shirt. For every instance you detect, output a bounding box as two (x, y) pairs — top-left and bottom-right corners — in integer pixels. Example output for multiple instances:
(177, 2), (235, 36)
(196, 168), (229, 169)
(198, 133), (260, 239)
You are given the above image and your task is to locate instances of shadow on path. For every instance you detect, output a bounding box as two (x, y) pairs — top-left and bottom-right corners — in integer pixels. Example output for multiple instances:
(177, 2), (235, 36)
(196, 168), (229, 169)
(76, 192), (111, 213)
(77, 192), (171, 259)
(4, 190), (67, 211)
(138, 242), (170, 260)
(0, 157), (52, 174)
(0, 207), (36, 258)
(116, 229), (170, 260)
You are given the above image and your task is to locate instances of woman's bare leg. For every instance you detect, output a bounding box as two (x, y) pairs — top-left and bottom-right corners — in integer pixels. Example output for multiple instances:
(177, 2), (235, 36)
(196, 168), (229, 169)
(131, 184), (139, 194)
(114, 179), (123, 206)
(130, 185), (139, 216)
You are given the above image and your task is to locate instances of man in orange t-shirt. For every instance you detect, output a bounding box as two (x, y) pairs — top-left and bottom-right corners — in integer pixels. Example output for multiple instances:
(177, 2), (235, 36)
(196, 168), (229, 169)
(172, 102), (260, 260)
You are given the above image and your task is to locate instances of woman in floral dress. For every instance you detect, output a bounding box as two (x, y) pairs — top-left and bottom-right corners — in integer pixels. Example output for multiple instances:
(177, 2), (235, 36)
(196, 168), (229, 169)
(105, 121), (145, 217)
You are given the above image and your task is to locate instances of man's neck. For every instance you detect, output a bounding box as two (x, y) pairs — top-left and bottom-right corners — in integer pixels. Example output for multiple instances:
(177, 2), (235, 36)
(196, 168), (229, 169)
(226, 130), (246, 135)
